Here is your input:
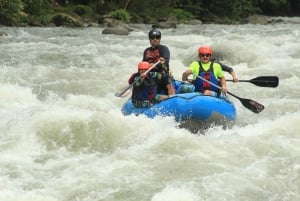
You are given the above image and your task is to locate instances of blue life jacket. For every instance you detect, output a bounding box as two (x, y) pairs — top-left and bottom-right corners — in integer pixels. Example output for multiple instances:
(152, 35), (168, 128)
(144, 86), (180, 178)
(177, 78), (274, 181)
(194, 61), (220, 94)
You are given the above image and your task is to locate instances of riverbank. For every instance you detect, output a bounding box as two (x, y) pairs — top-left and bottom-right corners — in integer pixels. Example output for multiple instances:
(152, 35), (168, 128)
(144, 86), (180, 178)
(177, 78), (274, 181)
(2, 0), (300, 29)
(1, 15), (298, 37)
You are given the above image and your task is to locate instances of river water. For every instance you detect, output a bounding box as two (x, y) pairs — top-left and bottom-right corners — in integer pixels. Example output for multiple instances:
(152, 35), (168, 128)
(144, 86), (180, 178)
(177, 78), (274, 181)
(0, 18), (299, 201)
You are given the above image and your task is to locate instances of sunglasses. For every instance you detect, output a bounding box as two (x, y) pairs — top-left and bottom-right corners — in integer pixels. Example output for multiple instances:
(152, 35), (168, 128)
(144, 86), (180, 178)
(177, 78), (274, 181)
(199, 54), (211, 58)
(150, 36), (161, 40)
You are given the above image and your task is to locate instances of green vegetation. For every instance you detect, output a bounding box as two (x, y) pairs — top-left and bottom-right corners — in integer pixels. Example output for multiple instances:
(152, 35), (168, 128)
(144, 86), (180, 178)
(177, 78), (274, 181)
(0, 0), (24, 26)
(109, 9), (131, 23)
(73, 5), (93, 16)
(0, 0), (299, 26)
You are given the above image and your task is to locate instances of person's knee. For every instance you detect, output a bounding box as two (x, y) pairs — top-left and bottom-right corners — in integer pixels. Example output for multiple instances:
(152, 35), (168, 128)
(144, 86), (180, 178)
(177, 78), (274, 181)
(203, 90), (217, 96)
(167, 83), (175, 95)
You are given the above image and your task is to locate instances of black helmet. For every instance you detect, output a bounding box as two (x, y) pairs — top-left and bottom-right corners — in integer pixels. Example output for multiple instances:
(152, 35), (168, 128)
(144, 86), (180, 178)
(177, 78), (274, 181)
(148, 29), (161, 39)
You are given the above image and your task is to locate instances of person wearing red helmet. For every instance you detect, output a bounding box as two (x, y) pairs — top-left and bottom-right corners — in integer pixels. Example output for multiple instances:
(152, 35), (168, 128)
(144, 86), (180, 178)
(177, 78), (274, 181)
(182, 46), (227, 96)
(128, 61), (169, 108)
(142, 25), (175, 97)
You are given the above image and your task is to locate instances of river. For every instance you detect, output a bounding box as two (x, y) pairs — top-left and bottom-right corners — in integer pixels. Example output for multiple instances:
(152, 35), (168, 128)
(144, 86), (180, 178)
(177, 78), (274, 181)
(0, 19), (299, 201)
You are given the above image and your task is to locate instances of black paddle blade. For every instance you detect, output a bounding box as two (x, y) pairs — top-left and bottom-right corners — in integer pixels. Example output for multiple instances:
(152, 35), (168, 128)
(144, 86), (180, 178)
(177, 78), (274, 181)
(240, 98), (264, 113)
(227, 91), (264, 113)
(250, 76), (279, 88)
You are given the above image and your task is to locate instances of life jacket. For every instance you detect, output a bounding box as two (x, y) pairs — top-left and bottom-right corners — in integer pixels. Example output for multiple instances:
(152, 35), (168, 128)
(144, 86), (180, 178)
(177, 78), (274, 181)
(144, 46), (172, 94)
(132, 75), (157, 107)
(194, 61), (220, 94)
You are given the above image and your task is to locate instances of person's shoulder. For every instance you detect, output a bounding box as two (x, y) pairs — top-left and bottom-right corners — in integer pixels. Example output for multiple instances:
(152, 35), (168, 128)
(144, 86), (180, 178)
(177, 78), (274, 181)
(158, 44), (169, 50)
(128, 72), (139, 84)
(211, 58), (225, 66)
(190, 61), (199, 65)
(144, 46), (152, 51)
(211, 58), (219, 63)
(212, 62), (223, 74)
(212, 61), (222, 68)
(189, 61), (199, 69)
(159, 44), (168, 47)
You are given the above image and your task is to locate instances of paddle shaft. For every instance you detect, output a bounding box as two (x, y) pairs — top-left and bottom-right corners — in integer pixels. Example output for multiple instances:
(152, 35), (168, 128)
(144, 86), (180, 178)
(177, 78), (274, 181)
(195, 74), (264, 113)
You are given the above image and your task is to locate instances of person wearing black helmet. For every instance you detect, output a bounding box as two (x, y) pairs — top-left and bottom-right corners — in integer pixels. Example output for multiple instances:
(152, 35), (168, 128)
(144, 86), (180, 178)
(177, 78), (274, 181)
(142, 26), (175, 96)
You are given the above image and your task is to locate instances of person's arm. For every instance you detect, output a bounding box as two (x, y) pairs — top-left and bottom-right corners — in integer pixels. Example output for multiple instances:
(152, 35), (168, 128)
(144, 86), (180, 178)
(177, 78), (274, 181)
(158, 45), (170, 67)
(182, 69), (192, 81)
(220, 62), (239, 82)
(216, 64), (227, 92)
(149, 59), (168, 82)
(132, 75), (144, 87)
(128, 73), (139, 84)
(219, 62), (233, 73)
(220, 76), (227, 93)
(230, 71), (238, 82)
(142, 48), (148, 61)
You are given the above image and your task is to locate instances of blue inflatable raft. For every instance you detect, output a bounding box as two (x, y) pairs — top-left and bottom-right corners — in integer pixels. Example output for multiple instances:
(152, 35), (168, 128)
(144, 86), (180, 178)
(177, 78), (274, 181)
(121, 92), (237, 122)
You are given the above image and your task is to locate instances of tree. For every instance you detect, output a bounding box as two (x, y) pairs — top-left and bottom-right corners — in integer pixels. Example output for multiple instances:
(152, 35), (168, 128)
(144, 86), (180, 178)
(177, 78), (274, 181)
(0, 0), (24, 25)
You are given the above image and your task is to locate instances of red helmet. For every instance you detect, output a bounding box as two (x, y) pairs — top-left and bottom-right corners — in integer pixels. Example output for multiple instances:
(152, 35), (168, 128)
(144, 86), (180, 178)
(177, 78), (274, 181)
(138, 61), (151, 70)
(198, 46), (213, 55)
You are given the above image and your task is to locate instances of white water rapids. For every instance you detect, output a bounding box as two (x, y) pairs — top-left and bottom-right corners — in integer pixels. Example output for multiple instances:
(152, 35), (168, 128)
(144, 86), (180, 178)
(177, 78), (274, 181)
(0, 19), (299, 201)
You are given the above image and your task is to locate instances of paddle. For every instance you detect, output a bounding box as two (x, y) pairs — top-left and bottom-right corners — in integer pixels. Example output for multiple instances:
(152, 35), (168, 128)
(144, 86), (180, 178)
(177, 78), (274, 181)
(195, 74), (265, 113)
(115, 61), (160, 97)
(227, 76), (279, 87)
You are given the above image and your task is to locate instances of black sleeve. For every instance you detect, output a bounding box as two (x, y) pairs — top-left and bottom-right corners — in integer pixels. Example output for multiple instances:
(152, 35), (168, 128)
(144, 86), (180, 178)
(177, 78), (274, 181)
(128, 72), (139, 84)
(219, 62), (233, 73)
(158, 45), (170, 67)
(142, 48), (148, 61)
(211, 58), (234, 73)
